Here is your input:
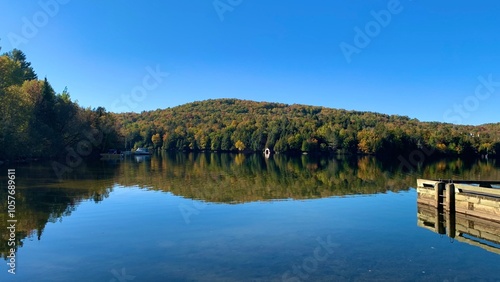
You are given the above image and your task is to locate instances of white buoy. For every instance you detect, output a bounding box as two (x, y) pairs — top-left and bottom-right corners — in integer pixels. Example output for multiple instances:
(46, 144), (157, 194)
(264, 148), (272, 158)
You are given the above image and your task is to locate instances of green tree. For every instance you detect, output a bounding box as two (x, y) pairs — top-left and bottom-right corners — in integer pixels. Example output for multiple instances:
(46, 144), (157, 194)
(235, 140), (246, 151)
(6, 49), (37, 81)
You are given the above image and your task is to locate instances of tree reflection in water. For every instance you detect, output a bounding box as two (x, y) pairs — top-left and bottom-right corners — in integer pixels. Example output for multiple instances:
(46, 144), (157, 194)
(1, 153), (499, 259)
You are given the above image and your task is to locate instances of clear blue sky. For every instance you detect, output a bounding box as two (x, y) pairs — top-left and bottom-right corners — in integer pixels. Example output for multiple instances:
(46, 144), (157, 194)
(1, 0), (499, 125)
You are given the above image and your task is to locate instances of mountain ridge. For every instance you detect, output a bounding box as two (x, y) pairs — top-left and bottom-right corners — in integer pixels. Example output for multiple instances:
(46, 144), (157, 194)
(114, 98), (500, 157)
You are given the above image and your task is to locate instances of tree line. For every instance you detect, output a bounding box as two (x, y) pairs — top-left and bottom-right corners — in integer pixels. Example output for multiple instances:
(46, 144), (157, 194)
(1, 47), (500, 161)
(0, 47), (121, 161)
(115, 99), (500, 158)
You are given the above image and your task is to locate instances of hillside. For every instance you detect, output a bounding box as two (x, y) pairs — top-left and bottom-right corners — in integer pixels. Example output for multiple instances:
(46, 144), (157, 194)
(114, 99), (500, 157)
(2, 47), (499, 160)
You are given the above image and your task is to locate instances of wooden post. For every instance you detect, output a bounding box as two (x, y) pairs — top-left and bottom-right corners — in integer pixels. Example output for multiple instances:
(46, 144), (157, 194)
(445, 210), (456, 238)
(444, 183), (456, 238)
(445, 183), (455, 213)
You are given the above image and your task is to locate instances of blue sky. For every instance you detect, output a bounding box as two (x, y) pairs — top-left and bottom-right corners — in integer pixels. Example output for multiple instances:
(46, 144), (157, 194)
(1, 0), (500, 125)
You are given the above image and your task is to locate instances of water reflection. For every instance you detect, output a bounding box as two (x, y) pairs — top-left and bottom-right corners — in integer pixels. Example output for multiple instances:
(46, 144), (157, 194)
(134, 155), (151, 163)
(417, 203), (500, 255)
(1, 153), (499, 261)
(416, 179), (500, 256)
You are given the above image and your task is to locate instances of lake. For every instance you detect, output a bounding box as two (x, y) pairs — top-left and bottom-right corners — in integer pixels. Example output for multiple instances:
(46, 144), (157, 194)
(1, 153), (500, 281)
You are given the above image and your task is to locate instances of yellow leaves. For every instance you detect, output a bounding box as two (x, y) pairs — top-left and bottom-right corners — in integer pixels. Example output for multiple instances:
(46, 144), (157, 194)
(479, 142), (492, 152)
(0, 56), (22, 88)
(20, 79), (44, 107)
(151, 133), (161, 146)
(357, 157), (379, 181)
(234, 153), (246, 165)
(174, 126), (185, 136)
(235, 140), (246, 151)
(436, 143), (447, 152)
(357, 128), (380, 154)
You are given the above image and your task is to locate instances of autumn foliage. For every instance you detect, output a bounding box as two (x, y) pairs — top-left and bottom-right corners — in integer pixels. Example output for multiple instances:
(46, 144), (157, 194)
(2, 48), (500, 160)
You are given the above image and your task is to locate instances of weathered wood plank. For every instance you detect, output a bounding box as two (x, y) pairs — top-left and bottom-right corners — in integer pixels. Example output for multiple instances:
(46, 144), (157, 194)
(417, 179), (500, 187)
(417, 187), (437, 195)
(417, 179), (441, 188)
(455, 183), (500, 197)
(448, 180), (500, 185)
(455, 194), (500, 208)
(455, 225), (500, 245)
(455, 208), (500, 222)
(455, 236), (500, 255)
(455, 199), (500, 215)
(417, 220), (436, 232)
(455, 215), (500, 244)
(417, 198), (438, 207)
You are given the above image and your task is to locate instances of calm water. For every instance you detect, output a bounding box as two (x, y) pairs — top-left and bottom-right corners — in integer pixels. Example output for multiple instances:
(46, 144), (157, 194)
(1, 153), (500, 281)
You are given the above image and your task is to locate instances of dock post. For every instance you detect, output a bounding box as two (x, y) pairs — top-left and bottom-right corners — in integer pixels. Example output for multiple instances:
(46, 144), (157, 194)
(445, 209), (456, 238)
(445, 183), (455, 213)
(445, 183), (456, 238)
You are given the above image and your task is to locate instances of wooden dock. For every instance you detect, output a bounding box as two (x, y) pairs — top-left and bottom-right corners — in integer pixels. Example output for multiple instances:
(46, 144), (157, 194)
(417, 202), (500, 255)
(417, 179), (500, 254)
(417, 179), (500, 221)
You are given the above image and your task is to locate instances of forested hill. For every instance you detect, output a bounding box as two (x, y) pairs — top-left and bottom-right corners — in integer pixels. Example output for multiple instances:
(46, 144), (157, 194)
(2, 47), (499, 160)
(114, 99), (500, 157)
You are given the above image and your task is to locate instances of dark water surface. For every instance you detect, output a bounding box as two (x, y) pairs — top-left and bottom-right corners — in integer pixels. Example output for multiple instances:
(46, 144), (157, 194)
(1, 153), (500, 281)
